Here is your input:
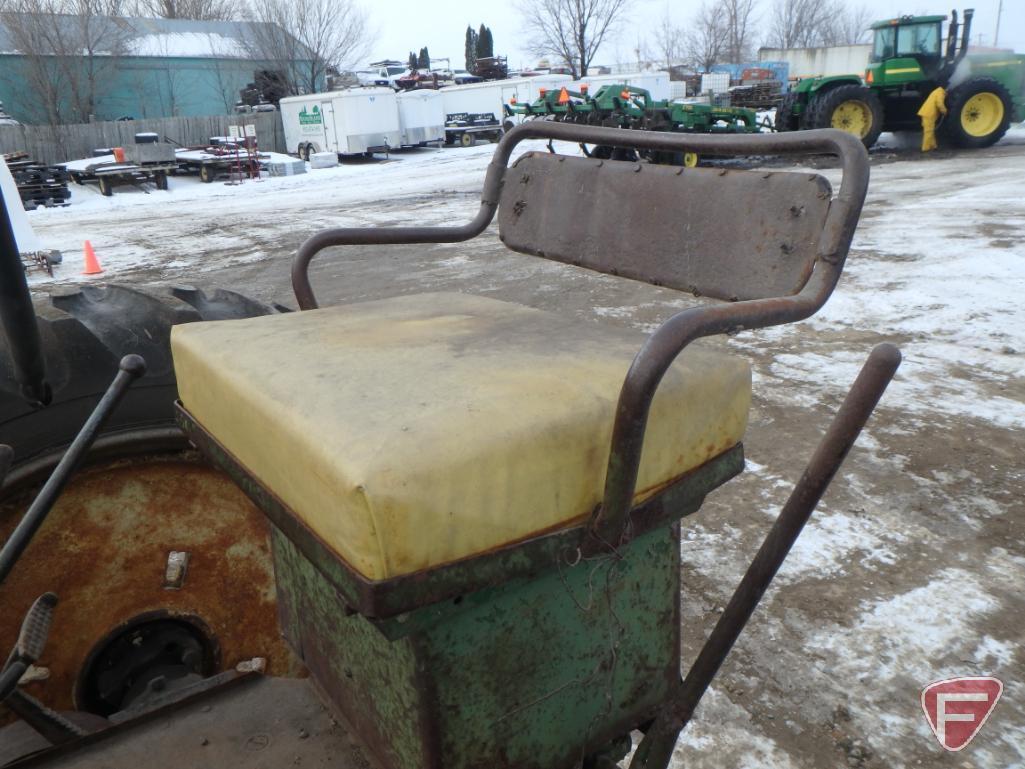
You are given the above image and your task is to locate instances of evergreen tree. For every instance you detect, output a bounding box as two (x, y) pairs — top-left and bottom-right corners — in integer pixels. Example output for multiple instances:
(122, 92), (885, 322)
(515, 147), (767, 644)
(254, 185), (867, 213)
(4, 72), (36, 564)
(475, 24), (493, 60)
(465, 25), (478, 72)
(418, 46), (431, 69)
(408, 51), (418, 71)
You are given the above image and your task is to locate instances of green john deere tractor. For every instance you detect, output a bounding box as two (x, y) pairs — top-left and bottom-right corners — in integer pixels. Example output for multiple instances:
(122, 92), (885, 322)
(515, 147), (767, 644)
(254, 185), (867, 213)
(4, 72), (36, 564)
(776, 9), (1025, 149)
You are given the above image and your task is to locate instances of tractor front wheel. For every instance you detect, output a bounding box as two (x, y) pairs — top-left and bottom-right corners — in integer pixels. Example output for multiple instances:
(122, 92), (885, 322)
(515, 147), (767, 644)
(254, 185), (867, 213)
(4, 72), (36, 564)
(940, 77), (1012, 149)
(808, 85), (884, 149)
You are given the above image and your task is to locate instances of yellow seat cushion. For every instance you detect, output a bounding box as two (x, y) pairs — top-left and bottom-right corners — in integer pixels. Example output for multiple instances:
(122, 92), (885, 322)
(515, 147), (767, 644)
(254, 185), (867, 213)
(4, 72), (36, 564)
(171, 292), (750, 581)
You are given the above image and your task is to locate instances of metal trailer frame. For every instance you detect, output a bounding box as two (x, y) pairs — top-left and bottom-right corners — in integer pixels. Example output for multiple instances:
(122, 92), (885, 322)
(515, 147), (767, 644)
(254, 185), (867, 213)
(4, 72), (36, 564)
(69, 162), (176, 197)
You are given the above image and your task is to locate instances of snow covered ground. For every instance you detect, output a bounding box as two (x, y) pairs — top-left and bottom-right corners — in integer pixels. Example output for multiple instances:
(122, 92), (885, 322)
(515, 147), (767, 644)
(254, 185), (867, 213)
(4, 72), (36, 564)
(23, 126), (1025, 768)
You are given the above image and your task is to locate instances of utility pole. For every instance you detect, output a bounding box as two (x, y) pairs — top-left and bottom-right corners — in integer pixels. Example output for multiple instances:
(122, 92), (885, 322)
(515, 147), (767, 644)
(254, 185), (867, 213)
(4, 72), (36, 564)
(994, 0), (1003, 46)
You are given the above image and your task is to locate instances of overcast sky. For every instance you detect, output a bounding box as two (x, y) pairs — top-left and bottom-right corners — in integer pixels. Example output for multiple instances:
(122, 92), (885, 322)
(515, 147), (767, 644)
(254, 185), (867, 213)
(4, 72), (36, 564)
(365, 0), (1024, 71)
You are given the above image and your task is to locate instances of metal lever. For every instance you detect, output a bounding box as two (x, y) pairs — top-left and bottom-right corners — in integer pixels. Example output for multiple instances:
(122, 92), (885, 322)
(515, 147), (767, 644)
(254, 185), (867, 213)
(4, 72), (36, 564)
(0, 354), (147, 586)
(0, 592), (57, 701)
(631, 343), (901, 769)
(0, 592), (88, 743)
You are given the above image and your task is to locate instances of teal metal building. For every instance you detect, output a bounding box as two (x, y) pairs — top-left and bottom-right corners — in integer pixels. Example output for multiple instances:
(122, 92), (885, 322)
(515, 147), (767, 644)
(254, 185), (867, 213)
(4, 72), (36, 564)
(0, 17), (317, 124)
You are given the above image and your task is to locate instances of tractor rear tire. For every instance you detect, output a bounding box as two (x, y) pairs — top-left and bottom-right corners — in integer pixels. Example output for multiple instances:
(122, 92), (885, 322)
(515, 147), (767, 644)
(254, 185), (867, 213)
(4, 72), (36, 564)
(940, 77), (1012, 149)
(808, 84), (885, 149)
(0, 284), (278, 484)
(774, 91), (800, 132)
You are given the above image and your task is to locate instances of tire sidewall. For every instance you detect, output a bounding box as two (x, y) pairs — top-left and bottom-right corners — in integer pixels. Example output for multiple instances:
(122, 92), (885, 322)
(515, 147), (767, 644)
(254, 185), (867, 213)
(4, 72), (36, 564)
(940, 77), (1012, 149)
(809, 84), (885, 149)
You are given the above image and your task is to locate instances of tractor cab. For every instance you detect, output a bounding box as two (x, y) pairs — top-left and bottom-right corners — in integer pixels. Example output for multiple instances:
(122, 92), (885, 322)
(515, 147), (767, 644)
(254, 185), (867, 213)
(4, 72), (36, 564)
(865, 10), (972, 87)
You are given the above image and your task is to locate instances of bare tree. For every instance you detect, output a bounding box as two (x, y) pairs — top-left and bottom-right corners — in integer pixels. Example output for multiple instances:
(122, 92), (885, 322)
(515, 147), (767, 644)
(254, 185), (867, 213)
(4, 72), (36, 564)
(768, 0), (832, 49)
(520, 0), (632, 79)
(722, 0), (757, 63)
(769, 0), (871, 49)
(822, 2), (872, 45)
(0, 0), (130, 125)
(133, 0), (240, 21)
(685, 1), (727, 71)
(651, 5), (684, 71)
(245, 0), (371, 95)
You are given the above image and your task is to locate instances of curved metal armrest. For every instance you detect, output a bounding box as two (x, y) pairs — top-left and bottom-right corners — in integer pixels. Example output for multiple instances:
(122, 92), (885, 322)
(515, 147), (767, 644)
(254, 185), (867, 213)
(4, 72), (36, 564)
(580, 132), (870, 553)
(292, 123), (868, 310)
(584, 288), (826, 553)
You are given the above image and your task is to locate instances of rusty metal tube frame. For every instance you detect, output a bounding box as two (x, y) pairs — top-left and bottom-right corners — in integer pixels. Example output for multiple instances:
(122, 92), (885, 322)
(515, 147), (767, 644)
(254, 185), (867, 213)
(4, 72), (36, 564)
(631, 343), (901, 769)
(292, 122), (868, 310)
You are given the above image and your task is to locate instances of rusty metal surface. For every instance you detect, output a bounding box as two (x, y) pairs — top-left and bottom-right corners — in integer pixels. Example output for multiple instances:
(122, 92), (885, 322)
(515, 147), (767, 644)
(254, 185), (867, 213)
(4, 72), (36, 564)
(498, 153), (832, 301)
(632, 344), (902, 769)
(0, 452), (302, 721)
(176, 401), (743, 619)
(6, 675), (378, 768)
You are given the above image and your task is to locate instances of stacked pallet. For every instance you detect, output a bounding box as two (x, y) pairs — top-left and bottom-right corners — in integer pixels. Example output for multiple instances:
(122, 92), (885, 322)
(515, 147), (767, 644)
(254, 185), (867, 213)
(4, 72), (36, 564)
(728, 81), (784, 109)
(3, 152), (71, 210)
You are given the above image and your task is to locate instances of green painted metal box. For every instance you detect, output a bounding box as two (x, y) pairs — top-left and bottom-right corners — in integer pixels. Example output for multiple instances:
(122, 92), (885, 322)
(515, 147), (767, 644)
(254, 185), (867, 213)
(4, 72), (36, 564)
(272, 523), (680, 769)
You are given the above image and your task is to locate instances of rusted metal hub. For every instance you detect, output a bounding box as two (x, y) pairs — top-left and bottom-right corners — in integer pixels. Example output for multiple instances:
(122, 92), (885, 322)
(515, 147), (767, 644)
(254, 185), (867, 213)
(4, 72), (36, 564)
(77, 615), (215, 716)
(0, 452), (302, 721)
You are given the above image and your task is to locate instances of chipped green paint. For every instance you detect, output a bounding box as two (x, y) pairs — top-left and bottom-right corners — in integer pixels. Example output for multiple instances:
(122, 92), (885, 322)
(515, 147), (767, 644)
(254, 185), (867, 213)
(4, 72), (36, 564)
(272, 523), (681, 769)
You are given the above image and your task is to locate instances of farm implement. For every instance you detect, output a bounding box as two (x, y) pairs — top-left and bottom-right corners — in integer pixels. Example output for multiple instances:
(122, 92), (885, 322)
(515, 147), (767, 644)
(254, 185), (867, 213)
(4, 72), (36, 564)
(506, 84), (768, 165)
(0, 123), (898, 768)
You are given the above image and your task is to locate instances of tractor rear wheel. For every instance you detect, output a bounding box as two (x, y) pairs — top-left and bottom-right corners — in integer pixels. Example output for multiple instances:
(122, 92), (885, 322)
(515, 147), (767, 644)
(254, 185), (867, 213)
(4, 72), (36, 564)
(0, 285), (301, 720)
(940, 77), (1012, 149)
(808, 84), (884, 149)
(774, 91), (800, 132)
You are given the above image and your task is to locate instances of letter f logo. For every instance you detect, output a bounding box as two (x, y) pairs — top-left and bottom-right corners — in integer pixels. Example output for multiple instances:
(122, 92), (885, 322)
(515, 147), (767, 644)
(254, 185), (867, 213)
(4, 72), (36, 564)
(922, 677), (1003, 751)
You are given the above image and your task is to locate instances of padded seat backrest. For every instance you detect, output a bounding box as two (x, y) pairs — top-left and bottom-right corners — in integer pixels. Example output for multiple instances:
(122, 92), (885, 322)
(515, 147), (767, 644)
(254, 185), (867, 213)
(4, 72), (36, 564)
(498, 152), (834, 302)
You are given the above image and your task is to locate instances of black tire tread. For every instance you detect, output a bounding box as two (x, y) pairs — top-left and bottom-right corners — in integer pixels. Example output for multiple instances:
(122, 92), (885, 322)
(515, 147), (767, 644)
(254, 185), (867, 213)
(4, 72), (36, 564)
(0, 285), (277, 476)
(775, 91), (800, 132)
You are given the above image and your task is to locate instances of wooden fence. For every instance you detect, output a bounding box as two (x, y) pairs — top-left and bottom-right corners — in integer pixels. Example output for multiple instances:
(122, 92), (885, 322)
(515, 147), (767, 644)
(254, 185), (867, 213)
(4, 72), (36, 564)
(0, 112), (286, 165)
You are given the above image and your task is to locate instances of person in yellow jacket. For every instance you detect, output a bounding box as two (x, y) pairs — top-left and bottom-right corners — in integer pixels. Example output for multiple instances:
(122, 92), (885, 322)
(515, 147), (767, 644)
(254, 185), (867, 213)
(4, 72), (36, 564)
(918, 86), (947, 152)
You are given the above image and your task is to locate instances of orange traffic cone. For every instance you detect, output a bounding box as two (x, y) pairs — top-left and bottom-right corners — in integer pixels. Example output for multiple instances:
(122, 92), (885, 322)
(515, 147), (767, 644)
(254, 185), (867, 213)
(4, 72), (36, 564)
(82, 240), (103, 275)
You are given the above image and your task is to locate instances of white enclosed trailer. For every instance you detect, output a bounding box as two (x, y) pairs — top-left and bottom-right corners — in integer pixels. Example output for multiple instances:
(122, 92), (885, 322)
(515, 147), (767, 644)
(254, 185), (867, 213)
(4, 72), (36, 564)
(280, 88), (401, 159)
(574, 72), (671, 101)
(396, 89), (446, 147)
(438, 74), (573, 145)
